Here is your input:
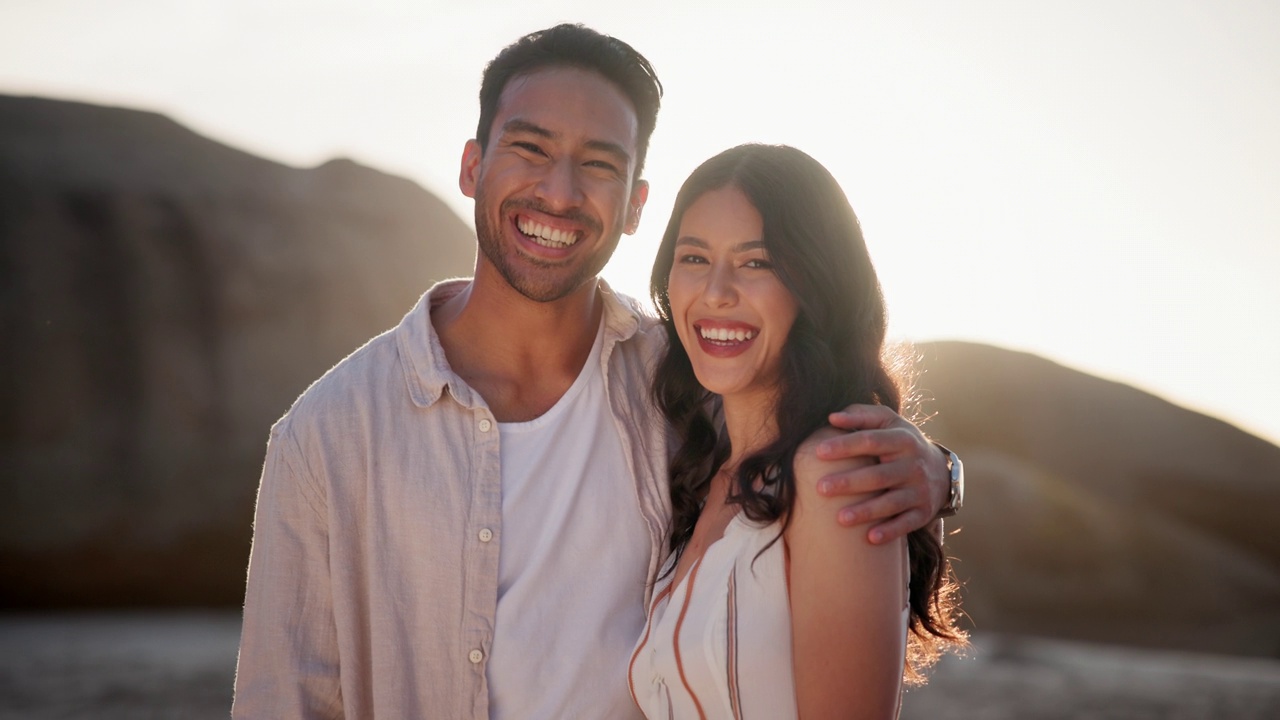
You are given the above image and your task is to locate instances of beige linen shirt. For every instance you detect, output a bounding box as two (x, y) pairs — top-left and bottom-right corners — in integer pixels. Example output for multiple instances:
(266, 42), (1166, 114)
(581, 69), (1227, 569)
(232, 280), (673, 719)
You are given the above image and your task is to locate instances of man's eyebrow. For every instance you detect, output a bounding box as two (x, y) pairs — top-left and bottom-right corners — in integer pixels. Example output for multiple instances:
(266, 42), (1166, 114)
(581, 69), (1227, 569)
(584, 139), (632, 167)
(501, 119), (555, 140)
(500, 119), (632, 168)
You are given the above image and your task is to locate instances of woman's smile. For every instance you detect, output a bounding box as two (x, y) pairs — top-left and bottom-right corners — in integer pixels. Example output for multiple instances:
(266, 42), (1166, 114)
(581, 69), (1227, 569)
(693, 321), (760, 357)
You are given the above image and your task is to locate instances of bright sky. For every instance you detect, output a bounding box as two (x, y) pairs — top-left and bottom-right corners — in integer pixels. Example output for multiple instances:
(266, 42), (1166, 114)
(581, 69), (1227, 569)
(3, 0), (1278, 444)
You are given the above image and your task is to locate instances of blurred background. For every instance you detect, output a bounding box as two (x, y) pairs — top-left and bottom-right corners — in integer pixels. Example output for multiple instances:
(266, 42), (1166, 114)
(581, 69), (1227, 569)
(2, 1), (1278, 717)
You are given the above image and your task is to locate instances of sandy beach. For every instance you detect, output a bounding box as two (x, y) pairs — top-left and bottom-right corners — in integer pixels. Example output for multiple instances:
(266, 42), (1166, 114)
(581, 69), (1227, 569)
(2, 612), (1277, 719)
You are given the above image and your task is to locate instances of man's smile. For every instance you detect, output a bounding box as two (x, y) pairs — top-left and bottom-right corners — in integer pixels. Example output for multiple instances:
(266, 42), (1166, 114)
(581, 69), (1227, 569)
(517, 216), (581, 248)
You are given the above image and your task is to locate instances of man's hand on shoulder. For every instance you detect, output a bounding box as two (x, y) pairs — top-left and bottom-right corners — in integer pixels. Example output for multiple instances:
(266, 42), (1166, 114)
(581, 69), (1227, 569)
(808, 404), (951, 544)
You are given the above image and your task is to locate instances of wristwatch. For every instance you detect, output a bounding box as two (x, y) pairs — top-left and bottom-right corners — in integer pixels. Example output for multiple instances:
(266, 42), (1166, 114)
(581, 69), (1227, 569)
(933, 442), (964, 518)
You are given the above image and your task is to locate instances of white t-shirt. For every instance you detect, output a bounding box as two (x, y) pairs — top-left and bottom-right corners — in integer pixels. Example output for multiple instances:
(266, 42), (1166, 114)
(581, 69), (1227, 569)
(487, 321), (653, 719)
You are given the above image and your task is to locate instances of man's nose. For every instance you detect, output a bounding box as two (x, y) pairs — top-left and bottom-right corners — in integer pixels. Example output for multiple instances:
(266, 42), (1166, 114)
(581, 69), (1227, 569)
(534, 157), (584, 210)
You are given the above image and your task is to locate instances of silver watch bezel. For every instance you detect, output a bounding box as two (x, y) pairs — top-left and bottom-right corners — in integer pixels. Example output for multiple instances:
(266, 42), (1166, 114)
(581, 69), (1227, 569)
(935, 444), (963, 518)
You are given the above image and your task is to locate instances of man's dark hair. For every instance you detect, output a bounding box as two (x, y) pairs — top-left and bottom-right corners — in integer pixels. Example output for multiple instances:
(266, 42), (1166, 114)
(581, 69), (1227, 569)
(476, 23), (663, 179)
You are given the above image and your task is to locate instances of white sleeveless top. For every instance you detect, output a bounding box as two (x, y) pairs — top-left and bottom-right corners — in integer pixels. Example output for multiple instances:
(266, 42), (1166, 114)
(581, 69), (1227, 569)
(628, 513), (798, 719)
(628, 513), (911, 719)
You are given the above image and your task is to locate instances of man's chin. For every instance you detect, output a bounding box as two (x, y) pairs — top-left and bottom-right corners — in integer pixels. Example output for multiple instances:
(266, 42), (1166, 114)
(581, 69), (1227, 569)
(509, 273), (596, 303)
(477, 231), (606, 303)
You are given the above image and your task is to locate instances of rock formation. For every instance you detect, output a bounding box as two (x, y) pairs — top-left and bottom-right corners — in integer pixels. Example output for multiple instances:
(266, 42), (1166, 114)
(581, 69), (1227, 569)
(3, 95), (1278, 661)
(915, 341), (1280, 658)
(0, 95), (475, 606)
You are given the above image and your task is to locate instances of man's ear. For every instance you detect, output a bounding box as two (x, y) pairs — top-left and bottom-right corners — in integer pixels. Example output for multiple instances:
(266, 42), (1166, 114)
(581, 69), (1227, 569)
(624, 179), (649, 235)
(459, 139), (482, 199)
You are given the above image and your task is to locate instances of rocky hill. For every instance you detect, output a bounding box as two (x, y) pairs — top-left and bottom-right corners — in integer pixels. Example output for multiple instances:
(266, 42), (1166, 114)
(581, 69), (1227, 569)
(2, 95), (1277, 661)
(915, 341), (1280, 657)
(0, 95), (476, 607)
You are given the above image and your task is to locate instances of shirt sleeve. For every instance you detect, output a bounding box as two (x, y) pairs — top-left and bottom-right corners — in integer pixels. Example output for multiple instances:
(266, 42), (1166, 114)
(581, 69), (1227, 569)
(232, 422), (343, 719)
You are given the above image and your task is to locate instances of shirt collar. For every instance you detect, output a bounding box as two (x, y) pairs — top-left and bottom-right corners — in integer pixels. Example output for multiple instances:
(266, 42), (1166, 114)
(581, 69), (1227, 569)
(396, 278), (650, 409)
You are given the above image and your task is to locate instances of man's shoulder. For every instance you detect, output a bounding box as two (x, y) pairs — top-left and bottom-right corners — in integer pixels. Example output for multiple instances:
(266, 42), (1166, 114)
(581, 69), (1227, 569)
(601, 285), (667, 351)
(273, 286), (457, 439)
(274, 326), (403, 435)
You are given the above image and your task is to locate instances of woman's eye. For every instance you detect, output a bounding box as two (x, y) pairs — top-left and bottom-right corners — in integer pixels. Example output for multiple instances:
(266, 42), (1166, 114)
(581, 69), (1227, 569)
(744, 258), (773, 269)
(678, 254), (708, 265)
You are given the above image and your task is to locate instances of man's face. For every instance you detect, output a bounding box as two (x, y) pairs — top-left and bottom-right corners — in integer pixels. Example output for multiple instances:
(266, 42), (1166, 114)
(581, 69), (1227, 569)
(460, 66), (649, 303)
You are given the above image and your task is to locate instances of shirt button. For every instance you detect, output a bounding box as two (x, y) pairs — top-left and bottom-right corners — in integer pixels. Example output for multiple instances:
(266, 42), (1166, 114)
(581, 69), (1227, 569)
(478, 419), (492, 432)
(469, 649), (484, 664)
(478, 528), (494, 543)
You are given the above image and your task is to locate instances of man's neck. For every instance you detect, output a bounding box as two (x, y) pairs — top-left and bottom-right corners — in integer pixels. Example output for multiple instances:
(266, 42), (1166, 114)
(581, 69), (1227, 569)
(432, 273), (604, 423)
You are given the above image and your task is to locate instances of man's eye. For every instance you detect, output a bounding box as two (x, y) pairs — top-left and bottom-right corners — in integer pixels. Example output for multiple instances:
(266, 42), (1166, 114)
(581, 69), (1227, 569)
(586, 160), (622, 175)
(514, 142), (545, 155)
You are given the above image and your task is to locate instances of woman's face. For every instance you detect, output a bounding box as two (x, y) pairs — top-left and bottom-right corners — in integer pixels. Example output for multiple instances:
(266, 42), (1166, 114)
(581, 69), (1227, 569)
(666, 186), (799, 403)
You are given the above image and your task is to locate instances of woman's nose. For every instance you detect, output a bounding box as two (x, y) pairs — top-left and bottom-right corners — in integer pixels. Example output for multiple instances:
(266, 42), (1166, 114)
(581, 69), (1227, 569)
(702, 263), (737, 308)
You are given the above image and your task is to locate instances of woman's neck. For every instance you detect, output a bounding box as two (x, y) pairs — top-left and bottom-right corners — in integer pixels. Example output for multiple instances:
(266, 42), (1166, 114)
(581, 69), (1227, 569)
(719, 390), (780, 469)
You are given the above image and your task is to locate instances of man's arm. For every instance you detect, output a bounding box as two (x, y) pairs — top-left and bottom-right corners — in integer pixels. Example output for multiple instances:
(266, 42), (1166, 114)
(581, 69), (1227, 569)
(811, 404), (957, 544)
(233, 425), (343, 719)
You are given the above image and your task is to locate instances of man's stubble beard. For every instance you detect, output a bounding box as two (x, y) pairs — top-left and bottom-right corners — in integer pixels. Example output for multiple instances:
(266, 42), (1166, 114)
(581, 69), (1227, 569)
(473, 188), (621, 304)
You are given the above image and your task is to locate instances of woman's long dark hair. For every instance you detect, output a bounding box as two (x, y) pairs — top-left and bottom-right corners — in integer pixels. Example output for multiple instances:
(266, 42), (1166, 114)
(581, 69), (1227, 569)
(650, 144), (964, 681)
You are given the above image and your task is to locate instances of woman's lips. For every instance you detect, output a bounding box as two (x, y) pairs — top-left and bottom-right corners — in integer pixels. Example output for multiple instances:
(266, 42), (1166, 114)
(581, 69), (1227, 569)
(693, 322), (759, 358)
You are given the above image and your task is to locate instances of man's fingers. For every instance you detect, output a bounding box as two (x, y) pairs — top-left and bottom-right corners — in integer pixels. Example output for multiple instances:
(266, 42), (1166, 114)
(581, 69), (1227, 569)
(816, 426), (914, 460)
(818, 456), (933, 499)
(834, 486), (928, 527)
(817, 462), (897, 496)
(832, 485), (930, 544)
(810, 405), (949, 536)
(866, 509), (930, 545)
(826, 404), (904, 432)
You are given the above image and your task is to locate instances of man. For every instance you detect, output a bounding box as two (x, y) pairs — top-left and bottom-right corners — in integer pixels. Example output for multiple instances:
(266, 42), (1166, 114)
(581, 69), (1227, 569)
(233, 24), (961, 719)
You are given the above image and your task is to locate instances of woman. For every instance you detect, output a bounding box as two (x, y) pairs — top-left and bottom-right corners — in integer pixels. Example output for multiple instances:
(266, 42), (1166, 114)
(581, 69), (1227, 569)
(629, 144), (964, 719)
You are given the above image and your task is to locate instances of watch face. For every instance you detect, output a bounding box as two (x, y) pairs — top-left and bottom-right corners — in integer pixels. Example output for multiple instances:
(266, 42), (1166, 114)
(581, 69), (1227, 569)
(932, 443), (963, 518)
(947, 451), (963, 510)
(951, 453), (963, 509)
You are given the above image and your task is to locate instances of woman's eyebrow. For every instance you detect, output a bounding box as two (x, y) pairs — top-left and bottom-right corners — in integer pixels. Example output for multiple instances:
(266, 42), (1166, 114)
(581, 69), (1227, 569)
(673, 237), (767, 252)
(674, 236), (708, 248)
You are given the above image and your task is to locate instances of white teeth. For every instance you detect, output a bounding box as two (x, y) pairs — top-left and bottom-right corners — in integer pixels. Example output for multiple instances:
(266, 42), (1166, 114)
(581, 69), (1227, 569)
(517, 217), (579, 248)
(699, 326), (756, 342)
